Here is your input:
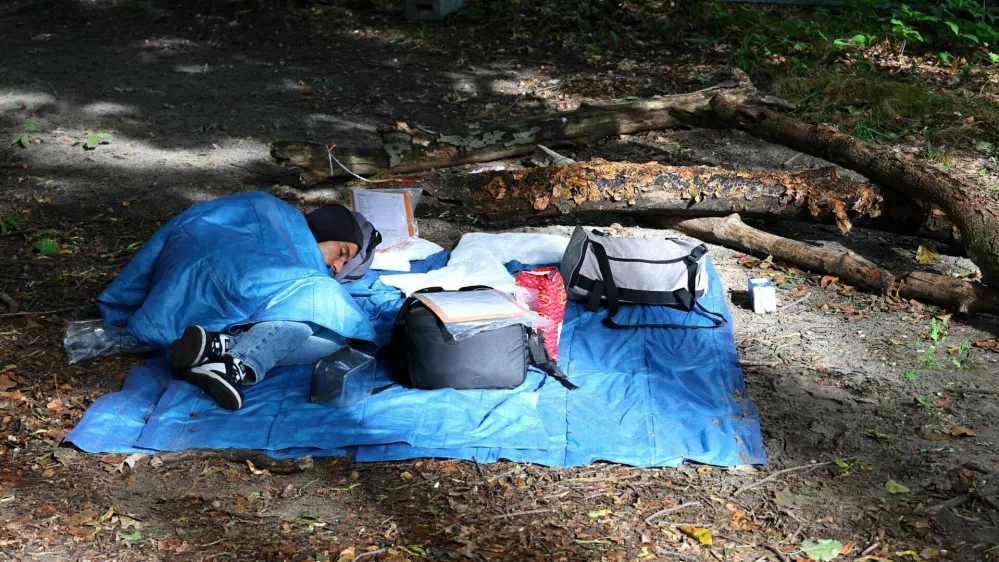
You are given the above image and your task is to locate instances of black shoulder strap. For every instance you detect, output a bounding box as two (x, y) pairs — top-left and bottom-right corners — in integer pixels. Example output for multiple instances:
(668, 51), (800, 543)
(458, 285), (495, 292)
(528, 330), (577, 390)
(590, 240), (727, 330)
(601, 300), (727, 329)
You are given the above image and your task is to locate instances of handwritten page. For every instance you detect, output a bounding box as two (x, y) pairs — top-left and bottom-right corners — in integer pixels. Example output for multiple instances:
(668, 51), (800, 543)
(350, 189), (416, 249)
(415, 289), (529, 323)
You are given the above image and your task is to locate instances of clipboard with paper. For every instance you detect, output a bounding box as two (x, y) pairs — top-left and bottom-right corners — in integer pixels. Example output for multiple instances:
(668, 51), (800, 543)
(350, 188), (419, 249)
(414, 289), (529, 323)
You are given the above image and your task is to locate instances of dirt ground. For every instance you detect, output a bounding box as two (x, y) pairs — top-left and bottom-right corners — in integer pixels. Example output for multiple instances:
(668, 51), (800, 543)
(1, 1), (998, 561)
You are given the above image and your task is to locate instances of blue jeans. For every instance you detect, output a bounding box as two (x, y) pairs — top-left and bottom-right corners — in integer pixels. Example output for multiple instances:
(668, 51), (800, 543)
(227, 321), (345, 385)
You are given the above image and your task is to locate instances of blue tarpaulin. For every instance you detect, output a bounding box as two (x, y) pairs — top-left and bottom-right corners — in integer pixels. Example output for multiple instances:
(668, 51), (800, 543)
(66, 251), (766, 467)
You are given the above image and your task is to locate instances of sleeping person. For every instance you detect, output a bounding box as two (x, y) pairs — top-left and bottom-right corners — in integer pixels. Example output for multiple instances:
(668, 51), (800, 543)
(97, 192), (382, 411)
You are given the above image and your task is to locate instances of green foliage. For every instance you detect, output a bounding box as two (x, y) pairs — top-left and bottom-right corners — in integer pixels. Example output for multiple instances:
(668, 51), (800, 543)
(849, 107), (901, 141)
(890, 0), (997, 53)
(396, 545), (426, 556)
(916, 242), (938, 264)
(920, 347), (936, 367)
(34, 238), (59, 257)
(890, 16), (923, 44)
(928, 317), (948, 344)
(799, 539), (844, 561)
(906, 316), (966, 382)
(10, 123), (36, 149)
(0, 214), (18, 234)
(81, 130), (112, 150)
(884, 478), (911, 494)
(675, 0), (999, 87)
(775, 71), (999, 127)
(951, 341), (972, 369)
(921, 348), (939, 367)
(915, 317), (948, 367)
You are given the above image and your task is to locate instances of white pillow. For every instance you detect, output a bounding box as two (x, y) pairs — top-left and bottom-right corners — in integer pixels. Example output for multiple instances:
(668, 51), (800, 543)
(371, 238), (444, 272)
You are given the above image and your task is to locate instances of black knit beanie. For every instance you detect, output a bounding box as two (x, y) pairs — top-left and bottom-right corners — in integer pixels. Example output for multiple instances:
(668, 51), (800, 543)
(305, 204), (363, 248)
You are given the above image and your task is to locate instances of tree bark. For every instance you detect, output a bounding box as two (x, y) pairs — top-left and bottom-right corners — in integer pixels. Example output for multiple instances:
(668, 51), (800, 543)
(668, 214), (999, 315)
(270, 72), (765, 185)
(899, 271), (999, 315)
(423, 159), (924, 232)
(670, 92), (999, 285)
(669, 214), (895, 293)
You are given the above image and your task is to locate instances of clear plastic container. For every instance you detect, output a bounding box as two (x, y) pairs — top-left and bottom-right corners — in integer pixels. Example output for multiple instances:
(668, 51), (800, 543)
(63, 319), (153, 364)
(310, 346), (376, 408)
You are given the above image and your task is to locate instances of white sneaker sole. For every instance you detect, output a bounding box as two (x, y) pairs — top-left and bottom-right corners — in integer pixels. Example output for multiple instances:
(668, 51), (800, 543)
(187, 365), (243, 411)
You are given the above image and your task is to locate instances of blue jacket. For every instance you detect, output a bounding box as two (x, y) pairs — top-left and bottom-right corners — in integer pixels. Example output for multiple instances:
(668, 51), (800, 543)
(97, 192), (375, 352)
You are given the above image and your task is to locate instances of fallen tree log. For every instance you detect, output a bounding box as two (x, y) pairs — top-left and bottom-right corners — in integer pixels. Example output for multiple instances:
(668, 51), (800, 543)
(899, 271), (999, 315)
(669, 214), (895, 293)
(668, 214), (999, 315)
(271, 72), (767, 185)
(423, 159), (931, 232)
(670, 91), (999, 285)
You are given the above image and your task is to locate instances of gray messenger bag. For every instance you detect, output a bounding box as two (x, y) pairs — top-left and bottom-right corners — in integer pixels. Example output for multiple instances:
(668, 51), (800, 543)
(559, 227), (726, 329)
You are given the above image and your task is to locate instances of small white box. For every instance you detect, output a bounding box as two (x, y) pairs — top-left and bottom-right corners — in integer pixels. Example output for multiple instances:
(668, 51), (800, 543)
(748, 278), (777, 314)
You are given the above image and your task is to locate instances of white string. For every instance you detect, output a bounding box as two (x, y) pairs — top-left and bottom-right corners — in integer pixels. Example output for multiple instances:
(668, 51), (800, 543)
(327, 145), (383, 183)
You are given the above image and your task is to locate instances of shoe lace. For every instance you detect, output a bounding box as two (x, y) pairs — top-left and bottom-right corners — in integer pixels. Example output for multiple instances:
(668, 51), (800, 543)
(228, 356), (246, 383)
(209, 335), (230, 357)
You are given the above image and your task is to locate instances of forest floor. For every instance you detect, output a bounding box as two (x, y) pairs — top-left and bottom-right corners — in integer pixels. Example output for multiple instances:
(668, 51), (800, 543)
(1, 1), (998, 561)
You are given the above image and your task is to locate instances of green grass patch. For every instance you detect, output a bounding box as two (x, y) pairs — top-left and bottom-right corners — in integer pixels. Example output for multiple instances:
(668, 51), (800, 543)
(773, 71), (999, 126)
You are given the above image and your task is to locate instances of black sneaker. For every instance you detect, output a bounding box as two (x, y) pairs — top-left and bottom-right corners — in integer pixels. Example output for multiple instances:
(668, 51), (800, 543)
(171, 325), (232, 368)
(185, 355), (245, 411)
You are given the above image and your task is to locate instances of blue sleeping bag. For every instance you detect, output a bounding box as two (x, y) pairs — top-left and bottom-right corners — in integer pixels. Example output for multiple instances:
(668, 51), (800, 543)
(97, 192), (375, 352)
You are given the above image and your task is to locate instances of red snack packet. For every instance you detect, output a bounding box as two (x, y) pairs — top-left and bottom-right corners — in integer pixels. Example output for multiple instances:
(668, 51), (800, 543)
(515, 266), (567, 360)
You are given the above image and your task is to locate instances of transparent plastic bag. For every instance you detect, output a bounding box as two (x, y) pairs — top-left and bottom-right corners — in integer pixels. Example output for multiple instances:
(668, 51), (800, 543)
(411, 287), (553, 342)
(394, 187), (423, 246)
(400, 187), (422, 214)
(63, 319), (153, 364)
(515, 286), (540, 311)
(443, 309), (554, 342)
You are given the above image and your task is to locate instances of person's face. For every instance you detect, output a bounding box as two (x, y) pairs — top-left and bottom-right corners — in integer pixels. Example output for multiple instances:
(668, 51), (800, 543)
(318, 240), (359, 274)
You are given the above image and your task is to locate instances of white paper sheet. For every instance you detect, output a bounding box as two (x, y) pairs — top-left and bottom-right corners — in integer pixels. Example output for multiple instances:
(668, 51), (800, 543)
(379, 252), (517, 297)
(415, 289), (528, 323)
(350, 189), (415, 248)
